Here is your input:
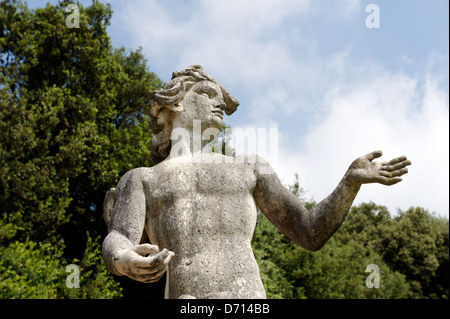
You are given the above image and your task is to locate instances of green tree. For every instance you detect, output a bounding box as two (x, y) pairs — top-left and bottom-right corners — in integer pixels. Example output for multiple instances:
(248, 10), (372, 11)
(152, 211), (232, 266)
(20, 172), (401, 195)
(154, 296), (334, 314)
(382, 207), (448, 298)
(0, 0), (163, 298)
(0, 212), (121, 298)
(252, 182), (413, 299)
(335, 202), (449, 299)
(252, 213), (297, 299)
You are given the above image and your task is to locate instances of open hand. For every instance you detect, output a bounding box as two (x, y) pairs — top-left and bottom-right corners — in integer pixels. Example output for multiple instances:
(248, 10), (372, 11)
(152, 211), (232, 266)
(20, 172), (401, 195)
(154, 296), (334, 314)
(346, 150), (411, 186)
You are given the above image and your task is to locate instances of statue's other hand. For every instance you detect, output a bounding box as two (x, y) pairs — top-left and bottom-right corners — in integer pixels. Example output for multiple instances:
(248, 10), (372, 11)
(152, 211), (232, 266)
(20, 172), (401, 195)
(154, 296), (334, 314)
(346, 150), (411, 186)
(114, 244), (175, 283)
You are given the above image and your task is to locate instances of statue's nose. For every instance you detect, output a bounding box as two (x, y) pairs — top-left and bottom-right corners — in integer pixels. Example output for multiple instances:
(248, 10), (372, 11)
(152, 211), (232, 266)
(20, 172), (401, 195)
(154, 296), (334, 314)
(213, 98), (226, 110)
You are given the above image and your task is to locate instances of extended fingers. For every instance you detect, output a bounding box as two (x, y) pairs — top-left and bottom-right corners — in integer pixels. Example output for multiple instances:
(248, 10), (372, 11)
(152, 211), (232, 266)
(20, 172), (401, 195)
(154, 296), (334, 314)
(380, 157), (410, 179)
(388, 155), (407, 165)
(382, 157), (411, 171)
(387, 155), (410, 166)
(380, 167), (408, 178)
(378, 176), (403, 186)
(365, 150), (383, 161)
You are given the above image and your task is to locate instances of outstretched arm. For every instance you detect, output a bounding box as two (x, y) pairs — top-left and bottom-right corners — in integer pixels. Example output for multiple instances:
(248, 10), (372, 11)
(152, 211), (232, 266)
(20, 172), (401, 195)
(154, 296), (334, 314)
(253, 150), (411, 251)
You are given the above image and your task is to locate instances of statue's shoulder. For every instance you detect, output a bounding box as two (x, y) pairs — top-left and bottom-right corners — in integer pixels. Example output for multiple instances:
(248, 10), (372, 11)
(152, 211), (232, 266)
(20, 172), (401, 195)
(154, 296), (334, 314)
(121, 166), (153, 178)
(113, 166), (161, 190)
(233, 153), (277, 182)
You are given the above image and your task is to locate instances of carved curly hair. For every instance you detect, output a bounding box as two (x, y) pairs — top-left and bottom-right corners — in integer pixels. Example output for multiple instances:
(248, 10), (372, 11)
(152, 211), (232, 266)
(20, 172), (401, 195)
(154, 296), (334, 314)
(149, 65), (239, 163)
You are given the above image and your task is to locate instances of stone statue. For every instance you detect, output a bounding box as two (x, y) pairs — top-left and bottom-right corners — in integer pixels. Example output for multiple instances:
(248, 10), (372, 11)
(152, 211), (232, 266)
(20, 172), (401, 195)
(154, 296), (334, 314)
(102, 65), (411, 299)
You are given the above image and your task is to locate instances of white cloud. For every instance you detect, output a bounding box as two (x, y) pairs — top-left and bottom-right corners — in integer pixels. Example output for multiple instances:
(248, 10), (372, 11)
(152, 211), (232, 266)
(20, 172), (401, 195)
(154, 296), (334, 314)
(272, 61), (449, 217)
(110, 0), (314, 87)
(198, 0), (311, 32)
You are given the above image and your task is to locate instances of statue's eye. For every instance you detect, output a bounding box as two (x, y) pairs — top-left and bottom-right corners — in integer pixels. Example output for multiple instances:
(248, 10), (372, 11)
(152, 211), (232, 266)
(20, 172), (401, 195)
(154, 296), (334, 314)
(202, 92), (210, 98)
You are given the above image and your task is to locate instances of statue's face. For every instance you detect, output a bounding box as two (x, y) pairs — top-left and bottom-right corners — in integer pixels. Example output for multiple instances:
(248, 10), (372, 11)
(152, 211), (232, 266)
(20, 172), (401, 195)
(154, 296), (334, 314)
(175, 80), (226, 131)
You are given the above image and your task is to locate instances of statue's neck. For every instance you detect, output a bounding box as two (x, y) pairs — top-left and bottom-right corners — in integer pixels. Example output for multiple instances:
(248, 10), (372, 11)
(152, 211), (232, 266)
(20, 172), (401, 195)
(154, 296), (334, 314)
(169, 124), (215, 159)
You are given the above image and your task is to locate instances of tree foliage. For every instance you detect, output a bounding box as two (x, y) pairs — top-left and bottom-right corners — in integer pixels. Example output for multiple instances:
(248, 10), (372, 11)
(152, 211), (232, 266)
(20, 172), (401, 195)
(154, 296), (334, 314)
(252, 192), (449, 299)
(0, 216), (121, 298)
(0, 0), (162, 298)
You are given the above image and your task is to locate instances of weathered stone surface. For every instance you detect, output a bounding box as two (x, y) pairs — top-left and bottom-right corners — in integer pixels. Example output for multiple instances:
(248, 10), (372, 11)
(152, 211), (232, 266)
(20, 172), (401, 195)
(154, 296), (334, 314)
(102, 65), (411, 299)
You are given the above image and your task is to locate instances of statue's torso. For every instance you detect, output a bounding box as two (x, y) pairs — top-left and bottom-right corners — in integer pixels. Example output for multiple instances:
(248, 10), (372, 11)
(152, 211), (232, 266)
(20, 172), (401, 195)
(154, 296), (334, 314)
(141, 156), (266, 298)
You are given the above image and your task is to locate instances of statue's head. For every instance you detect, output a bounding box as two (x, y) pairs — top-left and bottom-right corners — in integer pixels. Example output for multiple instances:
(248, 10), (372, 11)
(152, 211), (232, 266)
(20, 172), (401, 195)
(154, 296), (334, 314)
(149, 65), (239, 163)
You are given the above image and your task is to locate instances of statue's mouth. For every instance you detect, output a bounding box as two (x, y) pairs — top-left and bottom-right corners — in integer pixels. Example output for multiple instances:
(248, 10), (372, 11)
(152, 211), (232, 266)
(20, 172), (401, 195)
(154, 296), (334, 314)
(212, 108), (224, 119)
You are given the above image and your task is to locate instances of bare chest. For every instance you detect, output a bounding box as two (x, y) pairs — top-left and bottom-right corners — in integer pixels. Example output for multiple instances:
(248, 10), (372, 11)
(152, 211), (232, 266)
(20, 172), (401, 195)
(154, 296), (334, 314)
(142, 161), (258, 250)
(145, 161), (257, 202)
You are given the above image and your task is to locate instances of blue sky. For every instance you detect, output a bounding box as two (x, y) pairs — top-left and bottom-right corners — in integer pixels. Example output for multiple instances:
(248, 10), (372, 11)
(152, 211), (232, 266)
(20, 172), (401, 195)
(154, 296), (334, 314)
(29, 0), (449, 217)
